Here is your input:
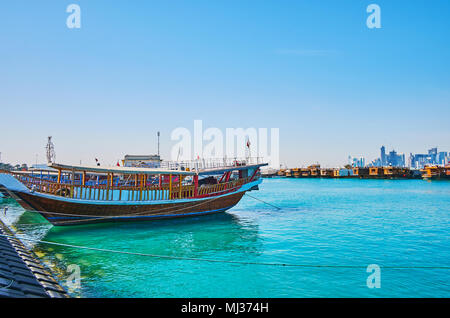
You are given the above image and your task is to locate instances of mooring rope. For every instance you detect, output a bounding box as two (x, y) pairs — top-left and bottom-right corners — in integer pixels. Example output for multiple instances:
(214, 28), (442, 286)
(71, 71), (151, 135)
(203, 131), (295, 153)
(1, 233), (449, 270)
(245, 193), (281, 210)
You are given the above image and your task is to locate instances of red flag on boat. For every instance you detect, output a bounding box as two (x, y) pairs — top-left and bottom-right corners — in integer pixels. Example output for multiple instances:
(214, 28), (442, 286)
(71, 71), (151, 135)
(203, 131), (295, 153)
(116, 162), (120, 167)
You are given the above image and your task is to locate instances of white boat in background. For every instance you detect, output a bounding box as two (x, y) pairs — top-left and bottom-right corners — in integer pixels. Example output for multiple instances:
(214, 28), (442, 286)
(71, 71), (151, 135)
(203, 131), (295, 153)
(261, 167), (278, 178)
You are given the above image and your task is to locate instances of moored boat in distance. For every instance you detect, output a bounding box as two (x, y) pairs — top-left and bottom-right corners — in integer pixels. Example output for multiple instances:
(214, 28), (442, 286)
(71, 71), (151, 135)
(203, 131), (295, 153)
(421, 165), (450, 180)
(308, 165), (320, 177)
(320, 168), (334, 178)
(0, 158), (267, 226)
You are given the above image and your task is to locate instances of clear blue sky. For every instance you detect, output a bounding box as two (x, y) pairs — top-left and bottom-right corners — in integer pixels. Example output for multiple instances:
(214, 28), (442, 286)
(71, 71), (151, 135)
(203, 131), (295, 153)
(1, 0), (449, 167)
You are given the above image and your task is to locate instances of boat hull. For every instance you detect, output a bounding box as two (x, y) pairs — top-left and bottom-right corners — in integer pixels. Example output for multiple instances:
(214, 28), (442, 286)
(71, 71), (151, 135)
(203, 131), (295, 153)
(10, 190), (246, 226)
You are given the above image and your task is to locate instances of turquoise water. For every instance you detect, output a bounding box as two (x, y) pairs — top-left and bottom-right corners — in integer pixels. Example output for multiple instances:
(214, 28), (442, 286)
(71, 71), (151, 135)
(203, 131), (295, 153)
(1, 178), (450, 297)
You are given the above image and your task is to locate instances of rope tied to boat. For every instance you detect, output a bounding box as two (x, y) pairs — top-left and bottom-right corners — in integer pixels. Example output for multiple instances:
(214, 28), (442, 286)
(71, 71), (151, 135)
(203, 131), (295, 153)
(245, 193), (281, 210)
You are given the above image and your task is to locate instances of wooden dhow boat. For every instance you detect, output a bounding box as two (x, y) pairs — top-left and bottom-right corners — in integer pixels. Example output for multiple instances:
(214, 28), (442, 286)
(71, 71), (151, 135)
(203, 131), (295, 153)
(0, 158), (267, 226)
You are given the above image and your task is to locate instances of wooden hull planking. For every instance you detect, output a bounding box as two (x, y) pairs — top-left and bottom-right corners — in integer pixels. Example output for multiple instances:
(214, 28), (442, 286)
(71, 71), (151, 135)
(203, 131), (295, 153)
(12, 190), (246, 226)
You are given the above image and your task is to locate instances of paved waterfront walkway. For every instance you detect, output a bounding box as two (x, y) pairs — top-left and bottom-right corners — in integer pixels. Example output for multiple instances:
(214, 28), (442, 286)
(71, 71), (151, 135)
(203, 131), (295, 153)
(0, 220), (68, 298)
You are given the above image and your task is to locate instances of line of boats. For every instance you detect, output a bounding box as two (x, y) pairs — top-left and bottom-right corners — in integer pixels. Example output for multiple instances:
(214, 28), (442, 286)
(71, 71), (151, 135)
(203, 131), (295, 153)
(1, 156), (447, 227)
(262, 164), (450, 180)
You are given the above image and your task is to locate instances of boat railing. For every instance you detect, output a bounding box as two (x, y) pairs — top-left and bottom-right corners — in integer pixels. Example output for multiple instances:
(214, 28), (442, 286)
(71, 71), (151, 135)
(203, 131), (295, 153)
(9, 173), (254, 202)
(160, 157), (263, 171)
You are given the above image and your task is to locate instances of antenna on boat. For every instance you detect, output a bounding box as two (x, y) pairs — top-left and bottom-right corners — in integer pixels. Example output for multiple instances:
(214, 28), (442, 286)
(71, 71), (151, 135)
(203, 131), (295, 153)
(45, 136), (56, 164)
(157, 131), (160, 157)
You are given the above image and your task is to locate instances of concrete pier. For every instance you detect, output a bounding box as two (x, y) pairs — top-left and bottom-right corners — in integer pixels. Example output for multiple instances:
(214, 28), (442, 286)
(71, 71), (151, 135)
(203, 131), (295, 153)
(0, 219), (68, 298)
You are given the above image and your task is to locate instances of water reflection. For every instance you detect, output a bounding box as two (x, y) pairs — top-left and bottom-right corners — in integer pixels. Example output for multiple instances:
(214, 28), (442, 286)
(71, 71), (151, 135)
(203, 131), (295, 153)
(2, 198), (262, 253)
(42, 211), (262, 255)
(1, 197), (264, 297)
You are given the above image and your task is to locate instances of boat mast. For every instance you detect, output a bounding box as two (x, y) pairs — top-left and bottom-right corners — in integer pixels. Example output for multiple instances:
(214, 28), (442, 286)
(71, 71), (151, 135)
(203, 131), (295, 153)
(157, 131), (160, 157)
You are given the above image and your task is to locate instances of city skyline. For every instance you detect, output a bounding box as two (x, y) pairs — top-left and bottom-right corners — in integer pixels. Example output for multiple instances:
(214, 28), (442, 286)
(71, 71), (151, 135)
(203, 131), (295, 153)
(1, 1), (449, 167)
(348, 145), (449, 169)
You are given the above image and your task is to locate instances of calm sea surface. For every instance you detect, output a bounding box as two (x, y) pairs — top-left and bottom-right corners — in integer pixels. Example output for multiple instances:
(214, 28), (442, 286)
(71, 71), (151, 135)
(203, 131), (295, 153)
(1, 178), (449, 297)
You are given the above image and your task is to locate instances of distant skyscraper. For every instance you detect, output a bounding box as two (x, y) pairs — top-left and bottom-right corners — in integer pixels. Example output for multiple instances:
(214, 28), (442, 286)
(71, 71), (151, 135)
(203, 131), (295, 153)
(380, 146), (386, 166)
(428, 147), (438, 164)
(380, 149), (406, 167)
(438, 152), (448, 165)
(351, 157), (366, 168)
(360, 157), (365, 167)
